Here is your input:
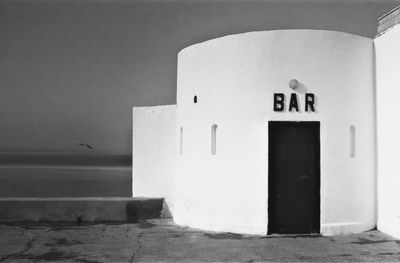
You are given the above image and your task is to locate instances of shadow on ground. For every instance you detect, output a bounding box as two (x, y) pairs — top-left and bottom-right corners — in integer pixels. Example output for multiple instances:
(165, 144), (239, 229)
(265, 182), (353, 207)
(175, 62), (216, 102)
(1, 219), (399, 262)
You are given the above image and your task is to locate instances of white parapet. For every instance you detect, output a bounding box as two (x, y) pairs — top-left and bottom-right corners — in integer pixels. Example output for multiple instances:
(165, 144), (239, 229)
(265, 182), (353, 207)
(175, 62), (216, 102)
(132, 105), (177, 214)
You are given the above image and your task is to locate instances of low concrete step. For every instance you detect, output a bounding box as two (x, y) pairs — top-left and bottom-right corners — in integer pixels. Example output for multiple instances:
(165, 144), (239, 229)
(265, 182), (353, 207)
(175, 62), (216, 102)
(0, 197), (163, 222)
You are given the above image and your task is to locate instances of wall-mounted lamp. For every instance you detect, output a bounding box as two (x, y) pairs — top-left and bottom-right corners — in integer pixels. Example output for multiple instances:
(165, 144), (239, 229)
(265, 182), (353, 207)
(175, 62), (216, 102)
(289, 79), (299, 90)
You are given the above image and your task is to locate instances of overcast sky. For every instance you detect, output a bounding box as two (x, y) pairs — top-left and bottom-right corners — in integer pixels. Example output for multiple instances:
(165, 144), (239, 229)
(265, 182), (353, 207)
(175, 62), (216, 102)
(0, 0), (399, 154)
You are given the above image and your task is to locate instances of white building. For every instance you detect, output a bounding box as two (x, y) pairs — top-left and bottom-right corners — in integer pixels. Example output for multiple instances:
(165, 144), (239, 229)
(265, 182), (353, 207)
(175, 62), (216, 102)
(132, 6), (400, 237)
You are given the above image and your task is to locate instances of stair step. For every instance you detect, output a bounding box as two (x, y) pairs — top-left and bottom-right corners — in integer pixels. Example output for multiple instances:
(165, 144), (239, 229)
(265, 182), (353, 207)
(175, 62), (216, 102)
(0, 197), (163, 222)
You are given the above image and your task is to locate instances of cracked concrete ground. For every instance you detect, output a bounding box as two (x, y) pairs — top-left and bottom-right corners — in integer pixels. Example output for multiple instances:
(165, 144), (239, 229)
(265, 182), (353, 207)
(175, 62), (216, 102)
(0, 219), (400, 262)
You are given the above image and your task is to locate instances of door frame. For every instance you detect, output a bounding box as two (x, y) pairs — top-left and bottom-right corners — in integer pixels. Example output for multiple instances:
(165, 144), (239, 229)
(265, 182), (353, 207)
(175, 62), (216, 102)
(267, 121), (321, 234)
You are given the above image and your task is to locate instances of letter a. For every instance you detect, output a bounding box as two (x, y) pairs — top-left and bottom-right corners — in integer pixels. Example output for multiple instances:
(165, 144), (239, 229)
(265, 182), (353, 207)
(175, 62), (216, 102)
(289, 93), (299, 112)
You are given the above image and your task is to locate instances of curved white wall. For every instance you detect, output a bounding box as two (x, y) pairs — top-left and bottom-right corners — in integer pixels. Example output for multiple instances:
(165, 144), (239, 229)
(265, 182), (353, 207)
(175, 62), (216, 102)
(174, 30), (375, 235)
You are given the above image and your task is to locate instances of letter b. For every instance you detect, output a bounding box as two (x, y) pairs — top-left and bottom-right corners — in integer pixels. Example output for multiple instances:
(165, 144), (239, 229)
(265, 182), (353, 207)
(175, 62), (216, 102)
(273, 93), (285, 112)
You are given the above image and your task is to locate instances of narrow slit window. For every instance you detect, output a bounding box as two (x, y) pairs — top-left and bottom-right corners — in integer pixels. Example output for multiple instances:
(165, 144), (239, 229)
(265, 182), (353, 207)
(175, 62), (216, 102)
(194, 95), (198, 103)
(211, 124), (217, 155)
(180, 127), (183, 155)
(350, 125), (356, 158)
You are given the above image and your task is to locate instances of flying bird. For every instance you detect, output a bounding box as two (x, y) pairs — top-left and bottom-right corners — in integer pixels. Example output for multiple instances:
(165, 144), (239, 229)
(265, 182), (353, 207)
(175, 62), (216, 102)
(74, 140), (93, 150)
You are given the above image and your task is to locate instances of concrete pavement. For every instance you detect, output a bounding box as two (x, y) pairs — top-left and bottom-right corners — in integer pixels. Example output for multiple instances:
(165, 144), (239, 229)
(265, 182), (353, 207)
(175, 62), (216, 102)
(1, 219), (400, 262)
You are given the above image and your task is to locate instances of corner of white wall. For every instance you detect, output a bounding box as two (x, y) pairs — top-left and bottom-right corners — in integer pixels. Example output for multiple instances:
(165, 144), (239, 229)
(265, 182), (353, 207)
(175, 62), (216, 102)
(375, 24), (400, 239)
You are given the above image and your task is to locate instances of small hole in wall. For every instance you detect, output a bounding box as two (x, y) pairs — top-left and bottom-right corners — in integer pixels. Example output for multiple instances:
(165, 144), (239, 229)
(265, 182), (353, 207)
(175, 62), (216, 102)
(194, 95), (197, 103)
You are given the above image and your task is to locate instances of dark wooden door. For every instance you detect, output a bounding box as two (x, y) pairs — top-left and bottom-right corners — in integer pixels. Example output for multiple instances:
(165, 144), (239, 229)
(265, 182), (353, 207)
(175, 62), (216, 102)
(268, 121), (320, 234)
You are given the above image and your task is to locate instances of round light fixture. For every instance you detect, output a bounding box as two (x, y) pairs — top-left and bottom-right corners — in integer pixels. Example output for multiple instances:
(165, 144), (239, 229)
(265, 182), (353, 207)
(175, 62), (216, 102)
(289, 79), (299, 90)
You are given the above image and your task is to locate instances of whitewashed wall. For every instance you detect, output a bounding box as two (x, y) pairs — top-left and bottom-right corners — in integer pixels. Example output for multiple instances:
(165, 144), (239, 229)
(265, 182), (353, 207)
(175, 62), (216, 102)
(132, 105), (176, 212)
(175, 30), (375, 235)
(375, 25), (400, 239)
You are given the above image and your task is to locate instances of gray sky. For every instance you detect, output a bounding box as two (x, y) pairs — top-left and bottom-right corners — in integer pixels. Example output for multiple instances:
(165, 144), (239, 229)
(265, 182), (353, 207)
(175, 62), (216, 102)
(0, 0), (399, 154)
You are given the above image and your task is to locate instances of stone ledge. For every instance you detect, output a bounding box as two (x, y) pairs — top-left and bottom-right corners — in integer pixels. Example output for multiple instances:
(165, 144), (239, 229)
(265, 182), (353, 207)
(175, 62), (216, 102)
(0, 167), (132, 197)
(0, 197), (164, 223)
